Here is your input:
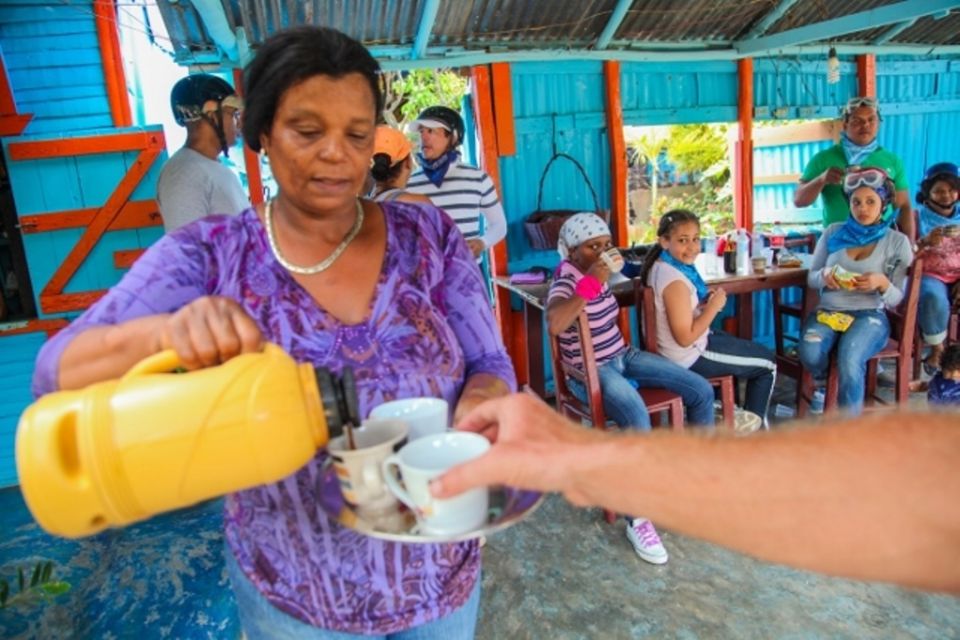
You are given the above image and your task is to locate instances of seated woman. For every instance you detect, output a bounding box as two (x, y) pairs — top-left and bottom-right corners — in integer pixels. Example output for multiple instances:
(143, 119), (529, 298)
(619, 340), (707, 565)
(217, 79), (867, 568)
(799, 168), (913, 416)
(369, 125), (434, 205)
(640, 209), (776, 426)
(546, 212), (715, 566)
(32, 26), (514, 639)
(914, 162), (960, 373)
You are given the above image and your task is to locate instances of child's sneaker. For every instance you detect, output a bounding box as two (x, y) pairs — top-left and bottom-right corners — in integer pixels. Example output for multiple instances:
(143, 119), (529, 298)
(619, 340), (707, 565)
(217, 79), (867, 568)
(625, 518), (668, 565)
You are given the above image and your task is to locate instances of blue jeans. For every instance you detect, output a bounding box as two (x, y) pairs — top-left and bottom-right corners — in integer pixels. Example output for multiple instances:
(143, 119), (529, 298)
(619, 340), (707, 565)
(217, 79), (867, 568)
(799, 309), (890, 415)
(689, 332), (777, 422)
(569, 347), (715, 429)
(225, 547), (481, 640)
(919, 275), (953, 345)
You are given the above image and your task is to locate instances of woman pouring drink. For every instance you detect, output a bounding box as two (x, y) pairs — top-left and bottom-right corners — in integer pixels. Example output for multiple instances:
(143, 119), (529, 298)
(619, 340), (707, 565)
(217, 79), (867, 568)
(31, 26), (514, 638)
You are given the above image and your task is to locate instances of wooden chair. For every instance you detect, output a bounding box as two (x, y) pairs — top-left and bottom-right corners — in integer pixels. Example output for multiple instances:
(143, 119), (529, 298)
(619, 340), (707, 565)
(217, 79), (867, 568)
(812, 259), (924, 413)
(635, 282), (737, 428)
(548, 312), (685, 524)
(771, 233), (817, 358)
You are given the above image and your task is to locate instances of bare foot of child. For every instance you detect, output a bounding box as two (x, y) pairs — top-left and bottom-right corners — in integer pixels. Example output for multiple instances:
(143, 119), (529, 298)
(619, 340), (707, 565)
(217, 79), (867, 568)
(909, 379), (929, 394)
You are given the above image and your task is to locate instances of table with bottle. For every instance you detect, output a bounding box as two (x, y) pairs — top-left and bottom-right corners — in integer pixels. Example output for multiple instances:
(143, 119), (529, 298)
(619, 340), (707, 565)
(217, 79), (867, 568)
(494, 246), (812, 399)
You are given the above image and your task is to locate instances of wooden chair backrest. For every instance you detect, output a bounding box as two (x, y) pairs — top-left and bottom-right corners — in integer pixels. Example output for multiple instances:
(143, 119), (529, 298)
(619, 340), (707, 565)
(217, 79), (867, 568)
(888, 258), (924, 357)
(548, 312), (606, 427)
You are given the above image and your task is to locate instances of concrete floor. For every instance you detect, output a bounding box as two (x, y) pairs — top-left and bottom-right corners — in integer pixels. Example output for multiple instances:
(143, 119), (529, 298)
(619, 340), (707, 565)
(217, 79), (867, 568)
(2, 374), (958, 638)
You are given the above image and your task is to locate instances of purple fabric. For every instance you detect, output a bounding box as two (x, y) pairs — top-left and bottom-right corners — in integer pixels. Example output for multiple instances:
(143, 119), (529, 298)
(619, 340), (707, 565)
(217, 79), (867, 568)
(32, 202), (516, 634)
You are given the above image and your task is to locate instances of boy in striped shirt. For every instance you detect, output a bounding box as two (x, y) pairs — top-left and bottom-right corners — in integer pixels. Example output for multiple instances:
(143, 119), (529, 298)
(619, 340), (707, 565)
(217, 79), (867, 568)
(546, 213), (715, 565)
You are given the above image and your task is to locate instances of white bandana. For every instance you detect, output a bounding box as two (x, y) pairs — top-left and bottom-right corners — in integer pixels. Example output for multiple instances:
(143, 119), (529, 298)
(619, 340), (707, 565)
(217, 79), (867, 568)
(558, 213), (611, 259)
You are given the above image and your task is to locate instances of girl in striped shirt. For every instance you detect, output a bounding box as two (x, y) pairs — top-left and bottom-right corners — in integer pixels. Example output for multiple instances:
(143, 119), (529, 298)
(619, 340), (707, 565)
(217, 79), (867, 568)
(546, 213), (715, 565)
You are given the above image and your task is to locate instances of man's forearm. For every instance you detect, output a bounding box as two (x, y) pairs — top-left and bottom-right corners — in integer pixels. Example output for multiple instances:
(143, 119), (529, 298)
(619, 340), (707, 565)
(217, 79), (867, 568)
(793, 179), (823, 207)
(571, 413), (960, 592)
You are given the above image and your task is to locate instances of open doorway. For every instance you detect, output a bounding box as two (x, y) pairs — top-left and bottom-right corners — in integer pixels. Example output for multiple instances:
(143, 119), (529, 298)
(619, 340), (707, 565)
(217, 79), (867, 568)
(0, 151), (36, 322)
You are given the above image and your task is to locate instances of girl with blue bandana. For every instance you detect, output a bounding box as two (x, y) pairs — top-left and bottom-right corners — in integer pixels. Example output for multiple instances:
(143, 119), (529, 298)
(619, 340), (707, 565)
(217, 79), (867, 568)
(914, 163), (960, 374)
(640, 210), (777, 425)
(799, 169), (913, 415)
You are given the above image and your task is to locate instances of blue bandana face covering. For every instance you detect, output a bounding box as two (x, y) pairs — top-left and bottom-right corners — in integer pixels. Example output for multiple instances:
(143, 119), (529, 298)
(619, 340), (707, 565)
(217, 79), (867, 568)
(827, 203), (896, 253)
(840, 131), (878, 167)
(416, 150), (460, 187)
(917, 203), (959, 238)
(659, 250), (709, 302)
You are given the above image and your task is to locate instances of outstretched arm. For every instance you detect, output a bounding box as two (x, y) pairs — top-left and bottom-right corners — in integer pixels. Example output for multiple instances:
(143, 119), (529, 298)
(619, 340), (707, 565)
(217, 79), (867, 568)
(436, 394), (960, 593)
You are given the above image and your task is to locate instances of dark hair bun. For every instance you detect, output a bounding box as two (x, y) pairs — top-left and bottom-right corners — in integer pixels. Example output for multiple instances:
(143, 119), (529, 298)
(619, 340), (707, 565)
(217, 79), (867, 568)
(370, 153), (392, 182)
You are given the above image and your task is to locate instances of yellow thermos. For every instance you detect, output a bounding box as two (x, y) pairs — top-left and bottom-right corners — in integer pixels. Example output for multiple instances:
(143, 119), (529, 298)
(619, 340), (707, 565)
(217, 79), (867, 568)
(16, 344), (358, 539)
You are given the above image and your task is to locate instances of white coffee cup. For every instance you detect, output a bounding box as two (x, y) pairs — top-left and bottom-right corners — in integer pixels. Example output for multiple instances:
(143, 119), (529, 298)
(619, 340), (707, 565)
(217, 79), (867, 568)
(327, 420), (408, 511)
(369, 397), (449, 442)
(382, 431), (490, 535)
(599, 247), (625, 273)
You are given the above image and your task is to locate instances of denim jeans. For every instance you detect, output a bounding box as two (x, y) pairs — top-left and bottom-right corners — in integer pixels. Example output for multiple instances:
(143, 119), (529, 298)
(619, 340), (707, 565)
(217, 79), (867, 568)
(919, 275), (953, 345)
(689, 332), (777, 423)
(226, 547), (482, 640)
(799, 309), (890, 415)
(569, 346), (715, 429)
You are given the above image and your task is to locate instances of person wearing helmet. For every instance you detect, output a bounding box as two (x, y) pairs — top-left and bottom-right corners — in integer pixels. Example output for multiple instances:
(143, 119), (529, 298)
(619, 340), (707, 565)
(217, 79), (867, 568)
(156, 74), (249, 232)
(368, 125), (433, 205)
(914, 162), (960, 373)
(794, 97), (914, 239)
(406, 105), (507, 259)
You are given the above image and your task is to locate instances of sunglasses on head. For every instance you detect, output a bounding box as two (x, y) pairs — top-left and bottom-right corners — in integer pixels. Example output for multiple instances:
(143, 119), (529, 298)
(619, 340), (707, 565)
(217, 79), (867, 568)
(843, 168), (889, 193)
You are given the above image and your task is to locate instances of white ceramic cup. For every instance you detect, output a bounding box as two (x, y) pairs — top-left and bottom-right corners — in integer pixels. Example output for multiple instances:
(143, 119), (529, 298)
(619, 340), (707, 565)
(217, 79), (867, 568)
(327, 420), (408, 511)
(369, 397), (449, 442)
(381, 431), (490, 535)
(599, 247), (625, 273)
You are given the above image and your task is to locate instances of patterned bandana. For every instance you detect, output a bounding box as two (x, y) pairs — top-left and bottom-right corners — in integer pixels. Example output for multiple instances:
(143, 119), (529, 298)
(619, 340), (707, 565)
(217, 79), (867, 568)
(839, 131), (878, 167)
(416, 150), (460, 187)
(827, 203), (896, 253)
(557, 213), (611, 259)
(659, 250), (709, 302)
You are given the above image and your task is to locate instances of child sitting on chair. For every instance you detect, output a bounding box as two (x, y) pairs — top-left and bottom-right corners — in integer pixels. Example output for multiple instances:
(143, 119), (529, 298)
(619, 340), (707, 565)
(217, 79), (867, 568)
(928, 343), (960, 406)
(546, 212), (715, 566)
(640, 209), (777, 426)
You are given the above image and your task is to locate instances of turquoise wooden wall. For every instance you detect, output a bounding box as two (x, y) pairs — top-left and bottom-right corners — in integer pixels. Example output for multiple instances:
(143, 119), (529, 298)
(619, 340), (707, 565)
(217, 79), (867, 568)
(0, 0), (113, 134)
(0, 332), (49, 486)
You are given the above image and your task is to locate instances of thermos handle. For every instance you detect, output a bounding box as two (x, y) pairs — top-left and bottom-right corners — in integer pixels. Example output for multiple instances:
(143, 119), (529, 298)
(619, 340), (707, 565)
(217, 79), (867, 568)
(122, 343), (281, 380)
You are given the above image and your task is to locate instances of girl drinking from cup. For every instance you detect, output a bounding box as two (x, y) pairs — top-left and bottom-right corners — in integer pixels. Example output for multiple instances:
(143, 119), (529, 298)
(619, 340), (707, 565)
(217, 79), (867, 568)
(640, 210), (777, 426)
(799, 168), (913, 415)
(914, 162), (960, 373)
(547, 212), (715, 565)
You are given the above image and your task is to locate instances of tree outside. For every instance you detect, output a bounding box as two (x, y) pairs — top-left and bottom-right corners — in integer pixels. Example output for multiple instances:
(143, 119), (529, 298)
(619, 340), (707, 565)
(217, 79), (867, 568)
(381, 69), (468, 130)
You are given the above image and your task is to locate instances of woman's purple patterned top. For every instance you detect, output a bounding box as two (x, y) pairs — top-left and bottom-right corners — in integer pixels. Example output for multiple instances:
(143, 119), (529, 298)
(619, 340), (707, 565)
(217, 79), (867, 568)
(32, 201), (516, 634)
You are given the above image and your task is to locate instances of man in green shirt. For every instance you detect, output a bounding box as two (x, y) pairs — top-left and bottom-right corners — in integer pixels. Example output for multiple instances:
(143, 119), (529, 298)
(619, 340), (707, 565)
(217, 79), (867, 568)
(794, 97), (913, 239)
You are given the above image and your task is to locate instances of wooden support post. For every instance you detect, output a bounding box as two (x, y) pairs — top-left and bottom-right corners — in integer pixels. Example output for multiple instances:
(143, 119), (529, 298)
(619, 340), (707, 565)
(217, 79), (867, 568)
(0, 51), (32, 136)
(94, 0), (132, 128)
(735, 58), (755, 231)
(856, 54), (877, 98)
(233, 68), (264, 205)
(603, 61), (629, 248)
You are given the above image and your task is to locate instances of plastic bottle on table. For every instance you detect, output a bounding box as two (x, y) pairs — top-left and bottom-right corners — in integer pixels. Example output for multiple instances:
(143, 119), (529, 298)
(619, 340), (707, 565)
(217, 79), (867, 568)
(702, 228), (718, 275)
(769, 221), (786, 262)
(736, 228), (750, 275)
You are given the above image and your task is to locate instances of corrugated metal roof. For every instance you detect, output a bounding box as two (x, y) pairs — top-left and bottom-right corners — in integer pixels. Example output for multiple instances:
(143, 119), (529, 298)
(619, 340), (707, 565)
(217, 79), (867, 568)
(154, 0), (960, 68)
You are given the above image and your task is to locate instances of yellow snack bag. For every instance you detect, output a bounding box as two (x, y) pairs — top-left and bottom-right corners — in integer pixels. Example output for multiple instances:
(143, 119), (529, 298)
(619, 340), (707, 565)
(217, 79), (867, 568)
(816, 310), (855, 332)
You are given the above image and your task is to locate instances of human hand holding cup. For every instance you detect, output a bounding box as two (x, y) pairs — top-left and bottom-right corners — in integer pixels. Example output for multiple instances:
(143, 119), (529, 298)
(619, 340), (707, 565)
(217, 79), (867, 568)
(382, 432), (490, 536)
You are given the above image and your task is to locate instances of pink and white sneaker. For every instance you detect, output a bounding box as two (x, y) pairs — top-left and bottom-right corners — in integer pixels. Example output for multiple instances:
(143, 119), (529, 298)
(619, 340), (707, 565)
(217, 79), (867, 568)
(625, 517), (668, 565)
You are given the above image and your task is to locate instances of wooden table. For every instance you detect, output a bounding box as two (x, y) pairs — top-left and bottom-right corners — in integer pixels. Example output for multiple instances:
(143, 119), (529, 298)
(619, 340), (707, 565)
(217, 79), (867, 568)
(495, 255), (811, 398)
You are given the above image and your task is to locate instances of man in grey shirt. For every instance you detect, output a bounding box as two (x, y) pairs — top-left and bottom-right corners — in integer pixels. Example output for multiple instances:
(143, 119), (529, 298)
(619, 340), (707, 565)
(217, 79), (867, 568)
(157, 74), (249, 232)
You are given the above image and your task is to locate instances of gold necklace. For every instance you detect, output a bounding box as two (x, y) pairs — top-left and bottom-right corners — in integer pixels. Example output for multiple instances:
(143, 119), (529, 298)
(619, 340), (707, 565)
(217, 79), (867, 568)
(264, 198), (364, 275)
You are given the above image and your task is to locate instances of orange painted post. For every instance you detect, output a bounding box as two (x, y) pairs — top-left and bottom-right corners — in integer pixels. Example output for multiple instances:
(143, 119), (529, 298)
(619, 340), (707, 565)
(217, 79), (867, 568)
(856, 54), (877, 98)
(603, 61), (629, 248)
(471, 64), (518, 380)
(94, 0), (132, 128)
(8, 131), (162, 160)
(489, 63), (516, 157)
(736, 58), (755, 231)
(233, 68), (264, 204)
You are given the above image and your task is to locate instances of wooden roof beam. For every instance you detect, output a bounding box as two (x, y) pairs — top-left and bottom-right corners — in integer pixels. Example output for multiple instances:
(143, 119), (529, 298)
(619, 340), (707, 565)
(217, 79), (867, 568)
(595, 0), (634, 51)
(741, 0), (802, 40)
(412, 0), (441, 60)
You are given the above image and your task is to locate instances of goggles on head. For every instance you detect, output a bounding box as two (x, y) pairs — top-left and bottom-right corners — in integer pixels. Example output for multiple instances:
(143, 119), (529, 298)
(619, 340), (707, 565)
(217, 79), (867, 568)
(843, 168), (889, 194)
(842, 96), (880, 119)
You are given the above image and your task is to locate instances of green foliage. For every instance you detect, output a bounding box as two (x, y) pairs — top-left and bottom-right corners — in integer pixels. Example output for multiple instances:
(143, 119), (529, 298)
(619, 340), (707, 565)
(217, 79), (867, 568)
(0, 561), (70, 611)
(382, 70), (469, 129)
(665, 124), (728, 175)
(634, 169), (734, 244)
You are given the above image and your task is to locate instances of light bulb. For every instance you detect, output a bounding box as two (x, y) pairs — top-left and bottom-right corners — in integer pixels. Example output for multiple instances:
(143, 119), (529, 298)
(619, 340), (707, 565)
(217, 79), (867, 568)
(827, 47), (840, 84)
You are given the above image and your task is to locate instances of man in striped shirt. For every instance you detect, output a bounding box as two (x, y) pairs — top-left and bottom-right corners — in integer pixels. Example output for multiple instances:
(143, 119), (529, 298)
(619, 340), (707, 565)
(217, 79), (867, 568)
(546, 213), (715, 566)
(406, 106), (507, 258)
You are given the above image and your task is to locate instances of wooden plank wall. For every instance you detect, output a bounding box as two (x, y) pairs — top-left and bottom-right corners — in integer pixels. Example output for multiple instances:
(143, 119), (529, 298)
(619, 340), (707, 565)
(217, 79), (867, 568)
(0, 331), (48, 486)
